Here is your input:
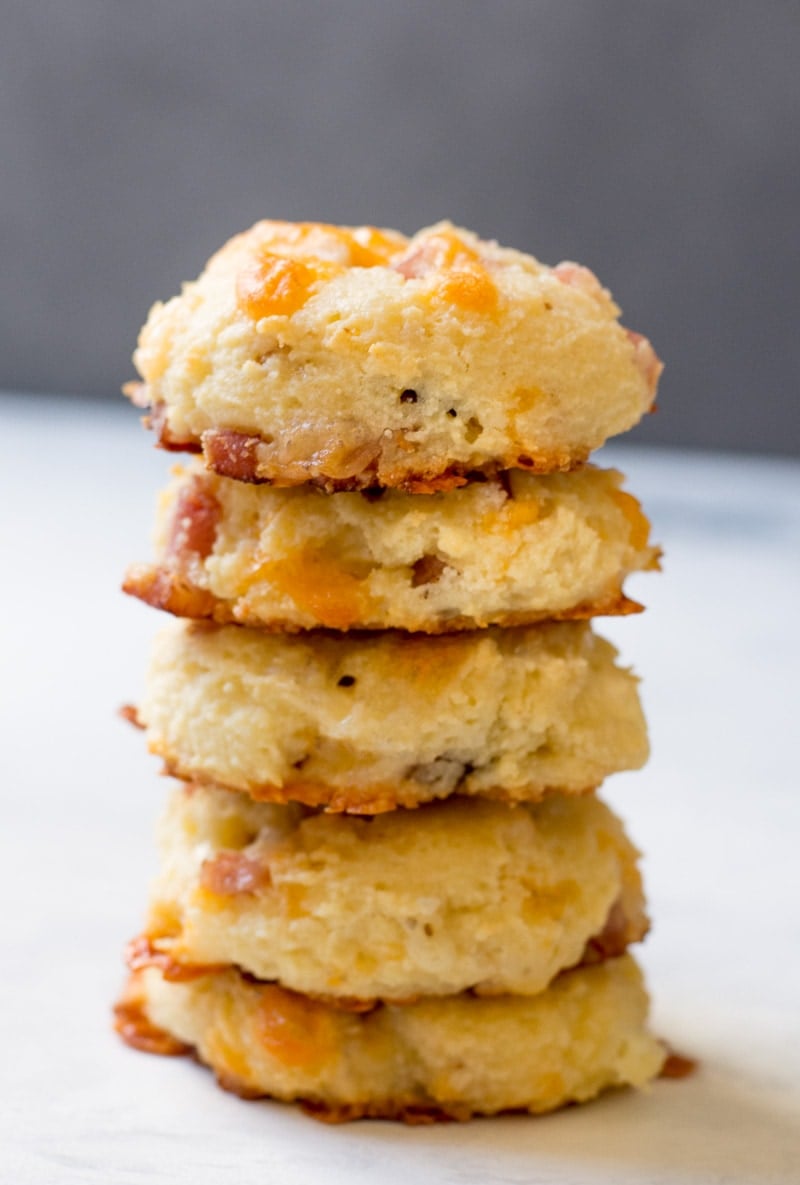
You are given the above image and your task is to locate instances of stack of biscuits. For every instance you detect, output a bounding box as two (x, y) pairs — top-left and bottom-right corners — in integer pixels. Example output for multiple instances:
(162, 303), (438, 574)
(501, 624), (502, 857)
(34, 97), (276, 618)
(115, 220), (667, 1121)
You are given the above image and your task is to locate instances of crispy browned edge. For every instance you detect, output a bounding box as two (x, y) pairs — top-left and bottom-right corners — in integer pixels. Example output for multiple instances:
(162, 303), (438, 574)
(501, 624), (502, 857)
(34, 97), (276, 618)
(123, 566), (221, 621)
(113, 975), (190, 1057)
(161, 759), (599, 815)
(119, 703), (144, 729)
(128, 392), (593, 492)
(122, 563), (645, 632)
(298, 1098), (473, 1124)
(220, 1079), (626, 1123)
(660, 1050), (699, 1079)
(125, 935), (229, 984)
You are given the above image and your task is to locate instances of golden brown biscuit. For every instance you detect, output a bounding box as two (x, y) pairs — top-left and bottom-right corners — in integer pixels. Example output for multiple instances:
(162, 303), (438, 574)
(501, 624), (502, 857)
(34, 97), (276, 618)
(124, 463), (659, 632)
(137, 620), (649, 812)
(127, 221), (660, 490)
(137, 785), (647, 1002)
(115, 955), (665, 1122)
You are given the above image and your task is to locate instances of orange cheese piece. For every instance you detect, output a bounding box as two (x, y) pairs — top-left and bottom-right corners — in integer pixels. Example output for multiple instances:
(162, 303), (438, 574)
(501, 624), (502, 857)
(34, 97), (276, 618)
(255, 985), (338, 1072)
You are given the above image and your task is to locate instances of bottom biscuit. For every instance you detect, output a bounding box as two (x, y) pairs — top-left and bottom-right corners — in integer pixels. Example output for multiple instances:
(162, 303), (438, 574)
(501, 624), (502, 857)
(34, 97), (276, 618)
(115, 954), (664, 1122)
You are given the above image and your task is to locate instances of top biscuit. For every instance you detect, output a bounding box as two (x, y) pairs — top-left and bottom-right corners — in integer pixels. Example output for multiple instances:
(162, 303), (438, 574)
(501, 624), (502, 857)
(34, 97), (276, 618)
(129, 221), (661, 491)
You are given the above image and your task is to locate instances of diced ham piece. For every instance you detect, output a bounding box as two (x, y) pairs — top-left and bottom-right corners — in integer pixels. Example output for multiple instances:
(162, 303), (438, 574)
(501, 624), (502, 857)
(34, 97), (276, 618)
(553, 261), (609, 301)
(624, 328), (664, 397)
(200, 851), (271, 896)
(167, 476), (221, 560)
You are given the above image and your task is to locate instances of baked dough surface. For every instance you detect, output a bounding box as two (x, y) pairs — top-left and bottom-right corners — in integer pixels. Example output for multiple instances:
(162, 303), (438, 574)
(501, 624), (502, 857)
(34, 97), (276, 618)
(128, 221), (661, 489)
(139, 785), (647, 1001)
(124, 463), (659, 632)
(116, 955), (665, 1121)
(138, 620), (649, 811)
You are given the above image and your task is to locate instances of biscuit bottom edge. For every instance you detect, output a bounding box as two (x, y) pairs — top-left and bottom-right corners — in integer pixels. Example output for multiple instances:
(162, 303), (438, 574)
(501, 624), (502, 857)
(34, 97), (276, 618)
(114, 954), (665, 1123)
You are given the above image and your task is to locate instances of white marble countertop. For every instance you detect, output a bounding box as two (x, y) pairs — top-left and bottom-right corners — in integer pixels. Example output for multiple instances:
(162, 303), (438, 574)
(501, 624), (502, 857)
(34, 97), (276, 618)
(1, 392), (798, 1184)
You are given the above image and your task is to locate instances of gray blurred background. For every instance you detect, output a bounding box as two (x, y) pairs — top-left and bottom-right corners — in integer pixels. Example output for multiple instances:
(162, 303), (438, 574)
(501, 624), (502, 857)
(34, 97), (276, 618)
(1, 0), (798, 453)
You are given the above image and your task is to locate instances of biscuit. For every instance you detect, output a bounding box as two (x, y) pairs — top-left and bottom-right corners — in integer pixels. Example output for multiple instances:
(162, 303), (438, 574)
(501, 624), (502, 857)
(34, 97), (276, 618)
(124, 463), (659, 632)
(135, 785), (647, 1002)
(115, 955), (664, 1121)
(127, 221), (661, 490)
(137, 620), (649, 811)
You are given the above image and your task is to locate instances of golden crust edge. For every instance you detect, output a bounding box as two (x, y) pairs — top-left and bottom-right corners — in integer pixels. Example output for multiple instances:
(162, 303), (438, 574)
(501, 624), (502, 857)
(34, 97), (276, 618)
(122, 563), (645, 632)
(144, 758), (602, 813)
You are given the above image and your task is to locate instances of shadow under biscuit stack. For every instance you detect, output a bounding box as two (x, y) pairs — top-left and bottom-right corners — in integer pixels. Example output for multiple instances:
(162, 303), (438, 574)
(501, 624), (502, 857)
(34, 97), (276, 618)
(115, 220), (669, 1121)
